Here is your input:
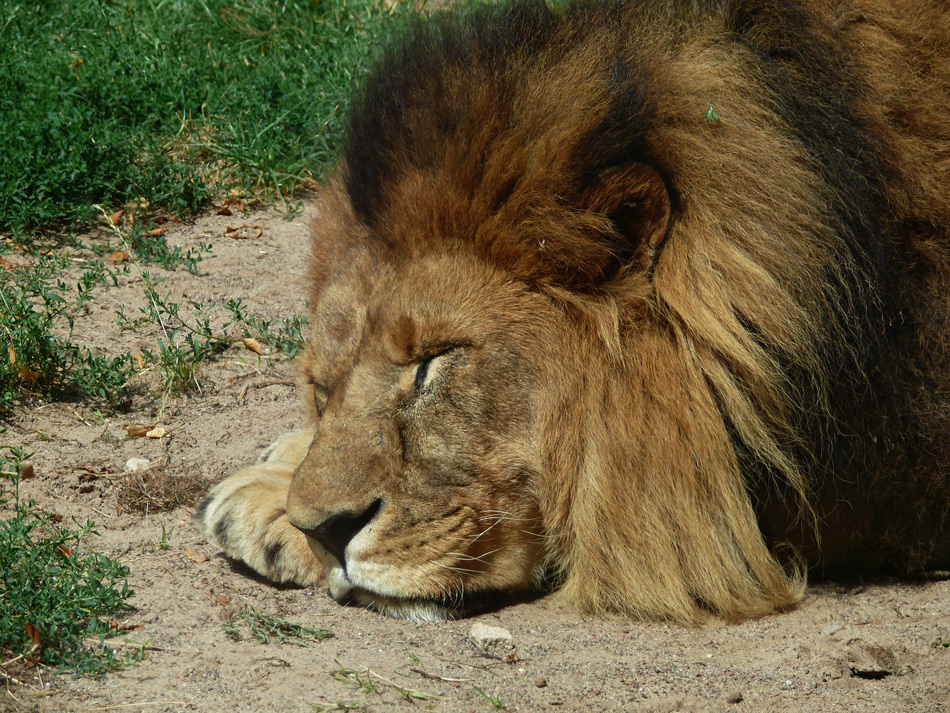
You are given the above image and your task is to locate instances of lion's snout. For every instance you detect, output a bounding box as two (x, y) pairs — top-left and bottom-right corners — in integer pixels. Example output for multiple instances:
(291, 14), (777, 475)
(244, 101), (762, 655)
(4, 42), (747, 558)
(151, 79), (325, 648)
(288, 499), (383, 567)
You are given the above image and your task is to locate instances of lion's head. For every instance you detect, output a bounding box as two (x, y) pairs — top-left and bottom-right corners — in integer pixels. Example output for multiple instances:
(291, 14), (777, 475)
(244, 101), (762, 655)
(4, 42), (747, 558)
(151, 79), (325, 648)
(288, 217), (552, 620)
(273, 0), (950, 624)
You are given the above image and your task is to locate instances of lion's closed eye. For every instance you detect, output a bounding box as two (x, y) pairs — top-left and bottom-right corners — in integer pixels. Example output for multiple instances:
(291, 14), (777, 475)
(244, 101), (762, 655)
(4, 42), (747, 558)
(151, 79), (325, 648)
(311, 381), (331, 416)
(413, 349), (456, 392)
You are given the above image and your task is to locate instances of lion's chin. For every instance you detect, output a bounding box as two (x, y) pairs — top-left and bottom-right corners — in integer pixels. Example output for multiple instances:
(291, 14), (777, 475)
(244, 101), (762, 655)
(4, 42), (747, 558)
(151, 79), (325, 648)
(323, 563), (472, 622)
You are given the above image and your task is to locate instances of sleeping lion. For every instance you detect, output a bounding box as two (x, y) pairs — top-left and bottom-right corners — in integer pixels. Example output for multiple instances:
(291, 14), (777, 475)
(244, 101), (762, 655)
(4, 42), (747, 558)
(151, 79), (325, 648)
(197, 0), (950, 623)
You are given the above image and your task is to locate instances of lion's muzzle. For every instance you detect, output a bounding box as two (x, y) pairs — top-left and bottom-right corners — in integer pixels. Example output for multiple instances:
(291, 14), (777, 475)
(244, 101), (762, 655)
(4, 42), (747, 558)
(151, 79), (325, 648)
(289, 498), (383, 568)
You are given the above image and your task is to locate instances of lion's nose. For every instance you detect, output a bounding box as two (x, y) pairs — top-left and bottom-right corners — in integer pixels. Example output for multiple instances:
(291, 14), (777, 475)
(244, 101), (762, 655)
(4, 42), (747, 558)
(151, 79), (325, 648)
(294, 499), (383, 566)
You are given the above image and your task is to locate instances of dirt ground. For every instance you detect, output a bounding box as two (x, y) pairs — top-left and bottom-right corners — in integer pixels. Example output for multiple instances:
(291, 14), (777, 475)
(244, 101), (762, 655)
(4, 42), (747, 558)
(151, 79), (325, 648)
(3, 204), (948, 713)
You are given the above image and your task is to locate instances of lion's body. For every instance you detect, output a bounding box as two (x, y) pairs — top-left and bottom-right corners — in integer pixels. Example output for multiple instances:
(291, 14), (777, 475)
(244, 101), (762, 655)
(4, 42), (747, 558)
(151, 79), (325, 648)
(197, 0), (950, 623)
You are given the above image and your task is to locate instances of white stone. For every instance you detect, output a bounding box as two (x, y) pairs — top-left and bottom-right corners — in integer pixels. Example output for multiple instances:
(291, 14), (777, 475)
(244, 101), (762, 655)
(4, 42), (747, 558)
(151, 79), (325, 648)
(125, 457), (151, 473)
(469, 623), (514, 653)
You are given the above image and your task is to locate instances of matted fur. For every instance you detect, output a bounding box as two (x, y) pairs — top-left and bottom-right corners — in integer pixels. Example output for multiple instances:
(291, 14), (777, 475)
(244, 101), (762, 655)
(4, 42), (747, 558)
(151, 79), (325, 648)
(197, 0), (950, 624)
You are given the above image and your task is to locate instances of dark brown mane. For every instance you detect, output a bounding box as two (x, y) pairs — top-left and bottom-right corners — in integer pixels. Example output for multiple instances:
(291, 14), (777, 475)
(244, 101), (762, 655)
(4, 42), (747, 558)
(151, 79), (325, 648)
(342, 0), (950, 581)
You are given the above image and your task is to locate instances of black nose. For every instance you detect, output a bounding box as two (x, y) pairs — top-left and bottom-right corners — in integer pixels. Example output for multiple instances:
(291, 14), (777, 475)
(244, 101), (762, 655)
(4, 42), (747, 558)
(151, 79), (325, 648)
(296, 499), (383, 566)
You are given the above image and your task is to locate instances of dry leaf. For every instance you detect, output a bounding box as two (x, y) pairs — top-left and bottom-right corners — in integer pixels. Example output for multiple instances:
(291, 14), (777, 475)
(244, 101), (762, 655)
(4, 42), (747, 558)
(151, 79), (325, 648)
(218, 195), (246, 216)
(25, 623), (41, 647)
(19, 462), (34, 480)
(214, 595), (231, 606)
(57, 544), (73, 557)
(185, 548), (208, 563)
(79, 473), (96, 483)
(48, 513), (64, 524)
(242, 337), (264, 355)
(131, 352), (145, 370)
(73, 465), (115, 475)
(7, 347), (14, 365)
(147, 227), (165, 237)
(146, 426), (166, 439)
(108, 209), (124, 226)
(224, 224), (262, 240)
(107, 250), (130, 264)
(17, 367), (40, 382)
(127, 424), (153, 438)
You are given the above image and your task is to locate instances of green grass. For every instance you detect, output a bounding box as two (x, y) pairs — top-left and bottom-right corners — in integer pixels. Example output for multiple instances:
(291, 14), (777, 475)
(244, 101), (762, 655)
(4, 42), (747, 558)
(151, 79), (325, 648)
(0, 254), (139, 413)
(0, 0), (413, 233)
(0, 0), (414, 414)
(0, 443), (141, 675)
(222, 605), (334, 646)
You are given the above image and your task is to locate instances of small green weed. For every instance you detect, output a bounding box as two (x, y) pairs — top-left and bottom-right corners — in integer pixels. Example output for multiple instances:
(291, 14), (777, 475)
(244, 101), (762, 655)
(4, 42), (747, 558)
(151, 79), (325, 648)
(135, 276), (307, 404)
(0, 442), (140, 675)
(124, 221), (212, 275)
(332, 660), (437, 704)
(158, 526), (173, 551)
(701, 101), (721, 123)
(0, 256), (137, 413)
(223, 605), (333, 647)
(226, 298), (308, 360)
(474, 685), (508, 710)
(333, 661), (377, 695)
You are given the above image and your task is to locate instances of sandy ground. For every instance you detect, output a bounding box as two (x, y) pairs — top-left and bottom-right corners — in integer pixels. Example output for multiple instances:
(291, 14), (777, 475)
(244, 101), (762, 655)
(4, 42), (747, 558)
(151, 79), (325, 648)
(2, 204), (948, 713)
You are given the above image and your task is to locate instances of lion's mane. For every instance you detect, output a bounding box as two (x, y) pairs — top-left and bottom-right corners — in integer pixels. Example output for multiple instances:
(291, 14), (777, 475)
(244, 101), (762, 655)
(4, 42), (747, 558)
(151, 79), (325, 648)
(318, 0), (950, 622)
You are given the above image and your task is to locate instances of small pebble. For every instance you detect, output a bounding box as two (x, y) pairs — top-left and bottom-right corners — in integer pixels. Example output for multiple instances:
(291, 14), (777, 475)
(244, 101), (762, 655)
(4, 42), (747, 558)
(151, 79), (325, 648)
(534, 676), (548, 688)
(726, 691), (744, 704)
(469, 623), (514, 653)
(125, 457), (151, 473)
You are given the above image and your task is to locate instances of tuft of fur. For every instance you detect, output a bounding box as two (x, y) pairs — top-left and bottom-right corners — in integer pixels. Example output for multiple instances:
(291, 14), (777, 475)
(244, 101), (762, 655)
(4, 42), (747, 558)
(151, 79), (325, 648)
(198, 0), (950, 624)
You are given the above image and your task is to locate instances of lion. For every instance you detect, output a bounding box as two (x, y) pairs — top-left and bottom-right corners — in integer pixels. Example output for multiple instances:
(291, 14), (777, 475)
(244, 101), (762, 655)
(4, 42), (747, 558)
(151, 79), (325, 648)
(196, 0), (950, 624)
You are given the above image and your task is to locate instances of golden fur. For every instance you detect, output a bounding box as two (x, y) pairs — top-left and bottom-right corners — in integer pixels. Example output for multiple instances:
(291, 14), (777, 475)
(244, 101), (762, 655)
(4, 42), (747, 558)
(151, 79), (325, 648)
(197, 0), (950, 623)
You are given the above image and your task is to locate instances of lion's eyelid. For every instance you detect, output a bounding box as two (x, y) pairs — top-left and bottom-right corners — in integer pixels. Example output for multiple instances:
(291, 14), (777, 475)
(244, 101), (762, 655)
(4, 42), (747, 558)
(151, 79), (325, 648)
(414, 358), (432, 390)
(413, 347), (457, 391)
(312, 382), (331, 414)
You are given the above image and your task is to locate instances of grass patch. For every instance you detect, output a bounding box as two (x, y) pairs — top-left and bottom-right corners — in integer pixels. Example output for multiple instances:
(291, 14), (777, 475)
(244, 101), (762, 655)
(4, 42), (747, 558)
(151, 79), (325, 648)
(2, 0), (410, 412)
(222, 605), (333, 646)
(0, 0), (413, 233)
(0, 443), (140, 675)
(330, 660), (438, 705)
(0, 255), (138, 413)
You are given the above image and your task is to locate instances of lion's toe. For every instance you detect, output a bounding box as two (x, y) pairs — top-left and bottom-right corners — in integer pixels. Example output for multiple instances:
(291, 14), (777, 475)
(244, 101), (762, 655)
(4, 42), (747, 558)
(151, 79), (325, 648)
(195, 461), (323, 587)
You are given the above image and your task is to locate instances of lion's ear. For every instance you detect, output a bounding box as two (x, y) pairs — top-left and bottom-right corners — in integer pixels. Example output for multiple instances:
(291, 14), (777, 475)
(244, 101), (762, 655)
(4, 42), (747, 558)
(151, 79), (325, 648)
(580, 163), (671, 275)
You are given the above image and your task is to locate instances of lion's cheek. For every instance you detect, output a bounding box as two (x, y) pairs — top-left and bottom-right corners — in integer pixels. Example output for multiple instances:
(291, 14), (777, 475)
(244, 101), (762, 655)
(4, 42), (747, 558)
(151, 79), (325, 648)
(340, 501), (544, 601)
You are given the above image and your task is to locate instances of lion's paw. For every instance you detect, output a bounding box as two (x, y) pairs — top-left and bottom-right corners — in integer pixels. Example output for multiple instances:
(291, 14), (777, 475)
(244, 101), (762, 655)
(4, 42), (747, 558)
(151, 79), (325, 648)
(195, 428), (322, 587)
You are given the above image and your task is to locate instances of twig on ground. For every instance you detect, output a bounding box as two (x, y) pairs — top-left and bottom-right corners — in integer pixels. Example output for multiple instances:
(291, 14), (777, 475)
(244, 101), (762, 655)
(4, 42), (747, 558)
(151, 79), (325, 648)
(410, 667), (472, 683)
